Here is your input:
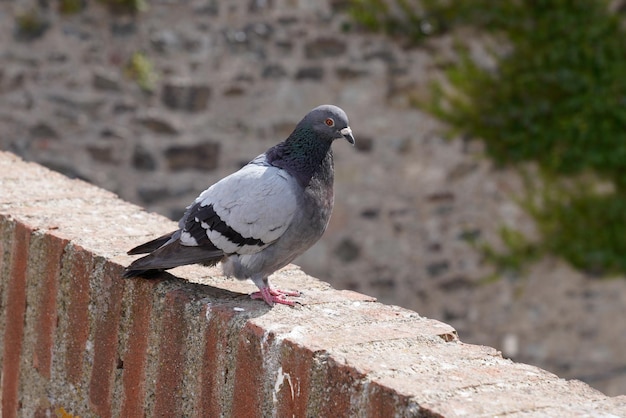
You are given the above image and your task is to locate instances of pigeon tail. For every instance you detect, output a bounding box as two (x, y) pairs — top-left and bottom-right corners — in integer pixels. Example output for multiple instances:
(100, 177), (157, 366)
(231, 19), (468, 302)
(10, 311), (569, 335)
(124, 240), (224, 277)
(127, 231), (176, 255)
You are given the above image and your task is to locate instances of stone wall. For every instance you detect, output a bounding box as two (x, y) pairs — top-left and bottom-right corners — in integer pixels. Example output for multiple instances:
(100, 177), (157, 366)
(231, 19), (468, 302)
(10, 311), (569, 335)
(1, 0), (626, 395)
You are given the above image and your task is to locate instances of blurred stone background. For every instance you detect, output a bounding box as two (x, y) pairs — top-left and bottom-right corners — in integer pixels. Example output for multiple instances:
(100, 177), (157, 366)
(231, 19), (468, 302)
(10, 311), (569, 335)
(1, 0), (625, 396)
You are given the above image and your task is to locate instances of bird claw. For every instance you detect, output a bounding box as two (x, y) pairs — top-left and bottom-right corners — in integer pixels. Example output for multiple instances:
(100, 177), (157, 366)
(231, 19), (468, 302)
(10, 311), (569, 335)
(251, 287), (301, 306)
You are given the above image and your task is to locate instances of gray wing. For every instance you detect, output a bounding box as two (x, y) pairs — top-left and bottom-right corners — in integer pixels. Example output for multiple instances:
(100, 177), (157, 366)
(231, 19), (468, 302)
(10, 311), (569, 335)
(125, 156), (298, 276)
(179, 158), (299, 255)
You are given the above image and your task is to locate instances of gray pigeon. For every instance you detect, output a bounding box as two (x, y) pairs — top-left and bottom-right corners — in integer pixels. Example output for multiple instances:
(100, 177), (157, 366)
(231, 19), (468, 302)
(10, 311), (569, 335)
(124, 105), (355, 306)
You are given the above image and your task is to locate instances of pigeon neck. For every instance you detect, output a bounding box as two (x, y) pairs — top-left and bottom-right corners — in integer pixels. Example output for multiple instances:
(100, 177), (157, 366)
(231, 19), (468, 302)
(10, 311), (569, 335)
(266, 130), (334, 188)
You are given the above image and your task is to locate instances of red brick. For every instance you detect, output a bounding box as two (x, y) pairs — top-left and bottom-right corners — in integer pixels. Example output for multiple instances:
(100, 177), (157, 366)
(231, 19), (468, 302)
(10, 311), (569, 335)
(89, 262), (126, 418)
(365, 380), (406, 418)
(231, 322), (267, 418)
(197, 305), (239, 417)
(1, 223), (32, 418)
(64, 246), (93, 384)
(0, 223), (6, 306)
(34, 406), (54, 418)
(33, 233), (68, 379)
(275, 340), (315, 417)
(153, 289), (192, 417)
(120, 279), (157, 417)
(313, 355), (368, 417)
(0, 219), (10, 348)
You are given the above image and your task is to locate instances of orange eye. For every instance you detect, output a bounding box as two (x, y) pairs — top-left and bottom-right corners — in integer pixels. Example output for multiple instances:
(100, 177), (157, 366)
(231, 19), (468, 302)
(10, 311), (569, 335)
(325, 118), (335, 127)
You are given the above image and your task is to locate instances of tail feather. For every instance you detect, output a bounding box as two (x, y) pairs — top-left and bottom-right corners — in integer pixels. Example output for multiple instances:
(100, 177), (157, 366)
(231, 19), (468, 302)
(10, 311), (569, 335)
(122, 268), (164, 279)
(124, 239), (224, 278)
(127, 231), (177, 255)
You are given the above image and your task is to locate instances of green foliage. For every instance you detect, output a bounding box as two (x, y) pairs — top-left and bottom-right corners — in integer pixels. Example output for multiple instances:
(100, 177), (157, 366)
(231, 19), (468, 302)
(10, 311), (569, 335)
(58, 0), (85, 14)
(539, 194), (626, 275)
(423, 0), (626, 184)
(479, 226), (541, 277)
(125, 52), (158, 92)
(99, 0), (147, 14)
(14, 9), (49, 41)
(350, 0), (626, 276)
(524, 174), (626, 276)
(349, 0), (447, 43)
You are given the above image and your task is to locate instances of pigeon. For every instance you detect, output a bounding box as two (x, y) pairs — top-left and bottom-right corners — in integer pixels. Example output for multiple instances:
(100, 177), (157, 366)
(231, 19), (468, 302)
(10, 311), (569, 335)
(124, 104), (355, 306)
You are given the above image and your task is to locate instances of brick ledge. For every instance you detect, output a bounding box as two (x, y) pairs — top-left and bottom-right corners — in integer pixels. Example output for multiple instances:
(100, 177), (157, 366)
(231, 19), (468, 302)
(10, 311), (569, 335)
(1, 150), (625, 417)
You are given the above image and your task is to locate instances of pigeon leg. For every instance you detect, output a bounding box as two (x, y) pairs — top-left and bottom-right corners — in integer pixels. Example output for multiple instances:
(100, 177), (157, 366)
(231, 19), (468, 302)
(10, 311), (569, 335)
(249, 276), (300, 306)
(250, 286), (300, 306)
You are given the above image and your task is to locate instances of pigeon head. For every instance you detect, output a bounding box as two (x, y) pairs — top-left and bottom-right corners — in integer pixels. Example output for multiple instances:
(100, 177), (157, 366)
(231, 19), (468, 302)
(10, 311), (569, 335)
(266, 104), (355, 187)
(301, 105), (355, 145)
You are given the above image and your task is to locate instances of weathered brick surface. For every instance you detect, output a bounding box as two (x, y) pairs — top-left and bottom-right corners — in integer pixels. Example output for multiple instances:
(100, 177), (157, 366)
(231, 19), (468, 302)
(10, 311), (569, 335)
(153, 289), (192, 416)
(2, 150), (626, 417)
(198, 305), (241, 417)
(64, 246), (94, 385)
(89, 262), (126, 418)
(1, 222), (31, 418)
(120, 279), (157, 417)
(275, 340), (316, 417)
(33, 233), (68, 380)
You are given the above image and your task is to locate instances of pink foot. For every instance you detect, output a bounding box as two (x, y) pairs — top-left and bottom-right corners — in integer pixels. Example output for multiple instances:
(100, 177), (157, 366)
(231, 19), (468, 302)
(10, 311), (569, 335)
(250, 287), (301, 306)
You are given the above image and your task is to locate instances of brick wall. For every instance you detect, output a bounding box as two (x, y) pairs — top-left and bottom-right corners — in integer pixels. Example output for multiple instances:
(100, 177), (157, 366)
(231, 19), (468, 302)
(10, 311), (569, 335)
(1, 150), (625, 417)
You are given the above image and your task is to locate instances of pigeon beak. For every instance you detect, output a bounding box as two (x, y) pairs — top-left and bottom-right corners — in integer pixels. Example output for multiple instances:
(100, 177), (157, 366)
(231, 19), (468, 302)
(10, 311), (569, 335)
(340, 127), (355, 145)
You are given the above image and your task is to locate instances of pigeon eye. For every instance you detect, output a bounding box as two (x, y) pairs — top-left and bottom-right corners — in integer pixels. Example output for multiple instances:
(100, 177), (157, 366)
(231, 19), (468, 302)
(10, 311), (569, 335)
(325, 118), (335, 127)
